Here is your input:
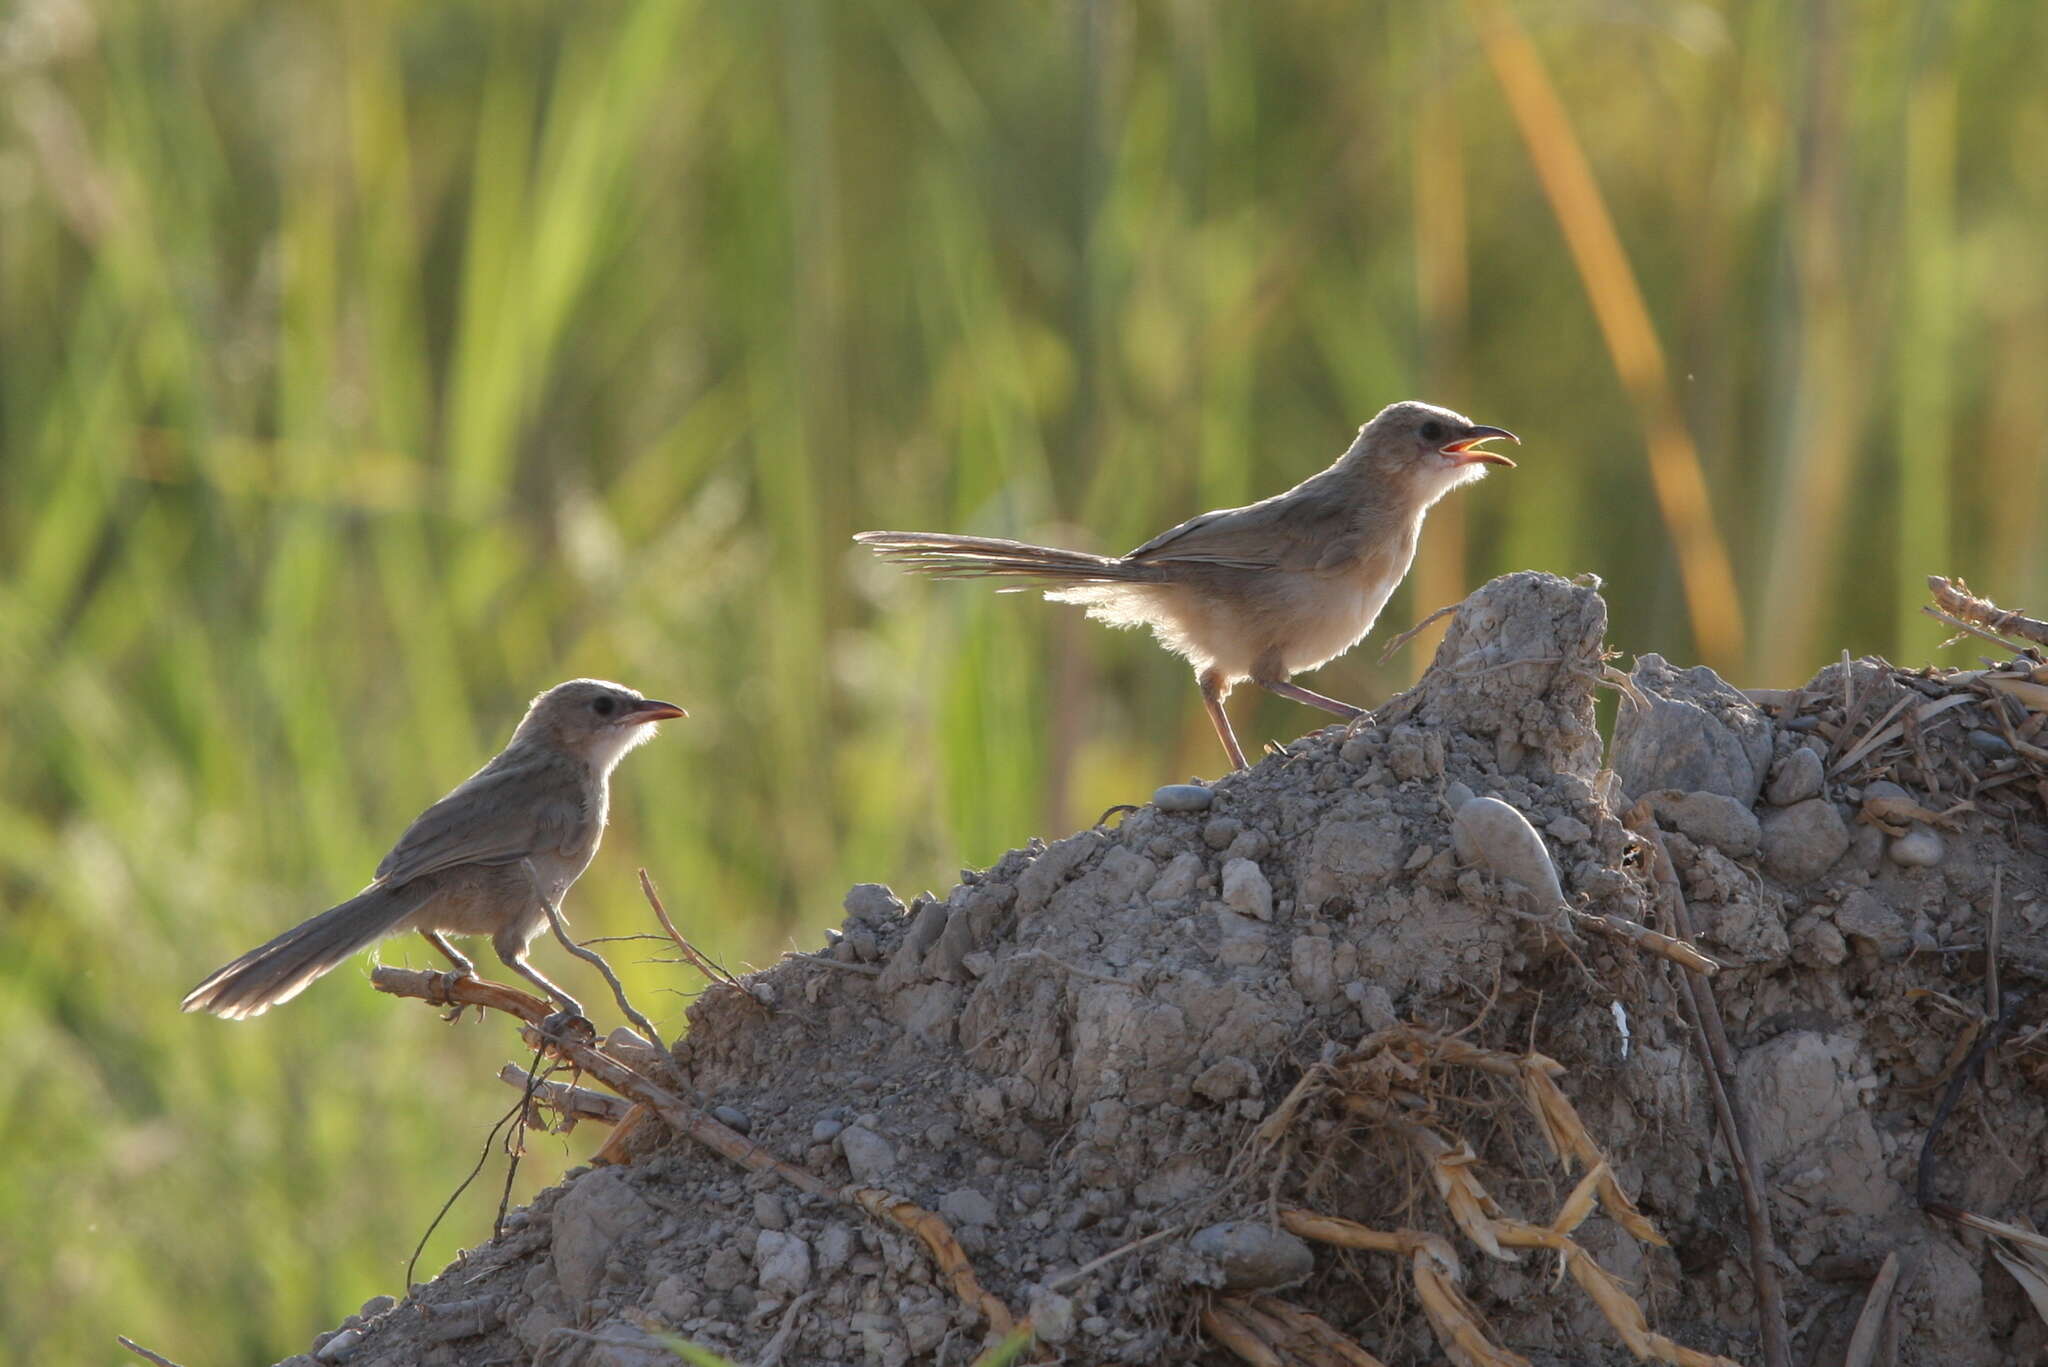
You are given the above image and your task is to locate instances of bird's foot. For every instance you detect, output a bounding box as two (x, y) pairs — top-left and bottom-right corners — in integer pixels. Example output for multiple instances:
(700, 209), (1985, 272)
(539, 1009), (597, 1047)
(426, 968), (480, 1021)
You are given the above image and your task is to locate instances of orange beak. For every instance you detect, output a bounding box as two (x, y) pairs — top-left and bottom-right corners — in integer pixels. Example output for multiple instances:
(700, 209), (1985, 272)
(626, 699), (688, 723)
(1441, 424), (1520, 468)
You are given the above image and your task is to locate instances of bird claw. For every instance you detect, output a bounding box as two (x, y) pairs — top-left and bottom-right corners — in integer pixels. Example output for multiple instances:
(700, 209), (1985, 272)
(426, 968), (478, 1020)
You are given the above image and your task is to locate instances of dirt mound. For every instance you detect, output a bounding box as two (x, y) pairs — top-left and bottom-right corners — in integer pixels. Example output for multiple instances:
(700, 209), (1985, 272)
(276, 573), (2048, 1367)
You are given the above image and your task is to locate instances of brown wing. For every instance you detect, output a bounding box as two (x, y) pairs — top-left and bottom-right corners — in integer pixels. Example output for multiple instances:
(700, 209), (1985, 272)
(1123, 468), (1363, 573)
(373, 752), (587, 887)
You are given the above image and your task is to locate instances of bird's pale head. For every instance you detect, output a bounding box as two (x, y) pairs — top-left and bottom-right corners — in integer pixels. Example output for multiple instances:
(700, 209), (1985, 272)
(514, 678), (687, 769)
(1353, 400), (1519, 507)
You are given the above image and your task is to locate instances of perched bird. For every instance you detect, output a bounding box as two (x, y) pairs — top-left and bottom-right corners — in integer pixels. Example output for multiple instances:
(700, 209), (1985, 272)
(857, 400), (1516, 769)
(182, 679), (685, 1020)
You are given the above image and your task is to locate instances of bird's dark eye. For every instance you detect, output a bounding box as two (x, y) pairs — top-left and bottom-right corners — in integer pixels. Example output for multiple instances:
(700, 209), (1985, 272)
(1419, 419), (1445, 442)
(592, 696), (617, 718)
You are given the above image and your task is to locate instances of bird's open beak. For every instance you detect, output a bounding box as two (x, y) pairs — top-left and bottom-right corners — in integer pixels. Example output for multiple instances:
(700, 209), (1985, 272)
(1440, 425), (1520, 468)
(626, 699), (688, 723)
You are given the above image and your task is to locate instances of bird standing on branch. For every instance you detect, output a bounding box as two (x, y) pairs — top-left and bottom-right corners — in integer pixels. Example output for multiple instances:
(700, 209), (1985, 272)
(182, 679), (686, 1020)
(857, 401), (1517, 769)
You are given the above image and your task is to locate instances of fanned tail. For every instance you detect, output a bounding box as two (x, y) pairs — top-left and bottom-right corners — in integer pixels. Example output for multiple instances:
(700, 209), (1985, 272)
(853, 531), (1157, 585)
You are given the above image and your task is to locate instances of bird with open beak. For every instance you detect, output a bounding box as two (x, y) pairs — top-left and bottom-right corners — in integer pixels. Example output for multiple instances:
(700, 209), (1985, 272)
(182, 679), (686, 1020)
(857, 400), (1517, 769)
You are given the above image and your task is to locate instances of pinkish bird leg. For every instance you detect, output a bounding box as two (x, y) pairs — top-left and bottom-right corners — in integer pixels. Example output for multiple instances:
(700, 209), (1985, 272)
(1200, 669), (1249, 771)
(1258, 679), (1365, 720)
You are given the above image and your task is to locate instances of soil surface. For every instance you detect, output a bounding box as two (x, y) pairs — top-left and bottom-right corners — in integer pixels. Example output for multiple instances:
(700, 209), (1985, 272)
(276, 573), (2048, 1367)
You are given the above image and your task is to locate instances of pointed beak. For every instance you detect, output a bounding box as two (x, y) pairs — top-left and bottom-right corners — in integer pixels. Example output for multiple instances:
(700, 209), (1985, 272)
(1440, 424), (1520, 468)
(626, 699), (688, 724)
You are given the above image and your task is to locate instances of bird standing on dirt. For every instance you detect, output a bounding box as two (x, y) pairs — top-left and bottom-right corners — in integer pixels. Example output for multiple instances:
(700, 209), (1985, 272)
(857, 400), (1517, 769)
(182, 679), (686, 1020)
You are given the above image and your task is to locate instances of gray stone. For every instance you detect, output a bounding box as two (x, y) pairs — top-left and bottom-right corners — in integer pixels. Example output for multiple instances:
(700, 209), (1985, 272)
(837, 1125), (896, 1183)
(1188, 1220), (1316, 1291)
(1611, 655), (1774, 805)
(1766, 747), (1825, 806)
(1451, 796), (1565, 908)
(551, 1167), (655, 1308)
(815, 1222), (855, 1273)
(1028, 1287), (1077, 1343)
(939, 1188), (998, 1227)
(753, 1192), (787, 1231)
(1649, 790), (1761, 858)
(1889, 827), (1945, 868)
(753, 1230), (812, 1297)
(314, 1329), (362, 1362)
(811, 1117), (844, 1144)
(356, 1296), (396, 1320)
(1153, 783), (1214, 813)
(1966, 728), (2014, 758)
(711, 1105), (750, 1134)
(843, 882), (905, 926)
(1759, 800), (1850, 885)
(1221, 859), (1274, 921)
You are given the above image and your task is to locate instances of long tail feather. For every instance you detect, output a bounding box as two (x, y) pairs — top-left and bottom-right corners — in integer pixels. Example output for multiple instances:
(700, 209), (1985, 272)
(181, 883), (428, 1020)
(854, 531), (1155, 584)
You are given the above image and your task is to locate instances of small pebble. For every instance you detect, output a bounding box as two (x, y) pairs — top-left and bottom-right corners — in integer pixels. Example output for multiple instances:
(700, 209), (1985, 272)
(1153, 783), (1214, 813)
(712, 1105), (752, 1134)
(1966, 729), (2013, 758)
(754, 1192), (788, 1230)
(1220, 859), (1274, 921)
(1202, 817), (1242, 850)
(1450, 797), (1565, 908)
(1338, 733), (1378, 767)
(1028, 1288), (1076, 1343)
(315, 1330), (363, 1363)
(357, 1296), (395, 1320)
(837, 1126), (896, 1183)
(1889, 827), (1945, 868)
(1189, 1220), (1315, 1291)
(1767, 747), (1825, 806)
(939, 1188), (998, 1227)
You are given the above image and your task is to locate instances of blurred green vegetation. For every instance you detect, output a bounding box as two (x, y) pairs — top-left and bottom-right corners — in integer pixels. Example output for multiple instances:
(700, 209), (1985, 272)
(2, 0), (2043, 1361)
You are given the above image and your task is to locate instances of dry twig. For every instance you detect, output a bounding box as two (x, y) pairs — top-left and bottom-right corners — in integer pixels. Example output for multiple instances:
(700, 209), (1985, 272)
(116, 1339), (186, 1367)
(1927, 576), (2048, 649)
(637, 869), (750, 996)
(522, 859), (659, 1042)
(1624, 806), (1790, 1367)
(496, 1063), (632, 1126)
